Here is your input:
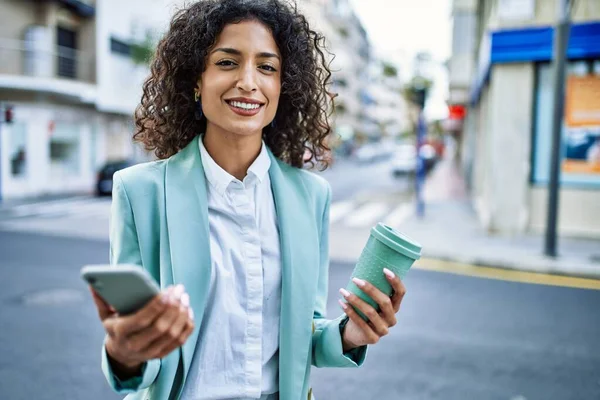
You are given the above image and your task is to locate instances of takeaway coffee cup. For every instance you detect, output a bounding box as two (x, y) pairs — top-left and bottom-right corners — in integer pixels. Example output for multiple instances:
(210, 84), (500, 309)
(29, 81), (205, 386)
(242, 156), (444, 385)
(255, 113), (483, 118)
(346, 223), (422, 319)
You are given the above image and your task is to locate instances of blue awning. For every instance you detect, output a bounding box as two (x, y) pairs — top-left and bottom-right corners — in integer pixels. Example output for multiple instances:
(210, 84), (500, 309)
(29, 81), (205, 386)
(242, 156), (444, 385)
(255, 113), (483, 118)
(470, 21), (600, 106)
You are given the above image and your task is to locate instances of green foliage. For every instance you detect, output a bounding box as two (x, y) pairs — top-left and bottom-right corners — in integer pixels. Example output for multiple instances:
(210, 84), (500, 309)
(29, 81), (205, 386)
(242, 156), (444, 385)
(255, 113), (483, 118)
(403, 76), (433, 107)
(130, 30), (156, 66)
(382, 62), (398, 77)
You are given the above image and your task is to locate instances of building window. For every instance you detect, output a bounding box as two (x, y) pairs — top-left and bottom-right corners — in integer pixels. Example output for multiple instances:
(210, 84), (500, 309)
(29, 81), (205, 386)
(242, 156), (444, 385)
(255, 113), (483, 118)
(532, 60), (600, 187)
(49, 123), (81, 177)
(57, 26), (78, 79)
(110, 37), (131, 56)
(8, 123), (27, 178)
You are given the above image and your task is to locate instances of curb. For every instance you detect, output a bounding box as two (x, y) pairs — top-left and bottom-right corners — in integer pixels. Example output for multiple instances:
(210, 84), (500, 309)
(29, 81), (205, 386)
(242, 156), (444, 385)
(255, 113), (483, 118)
(330, 252), (600, 281)
(420, 250), (600, 280)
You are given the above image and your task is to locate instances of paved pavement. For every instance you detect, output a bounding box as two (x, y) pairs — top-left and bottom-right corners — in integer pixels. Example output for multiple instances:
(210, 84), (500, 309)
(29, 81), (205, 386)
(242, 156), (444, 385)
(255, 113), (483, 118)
(1, 230), (599, 400)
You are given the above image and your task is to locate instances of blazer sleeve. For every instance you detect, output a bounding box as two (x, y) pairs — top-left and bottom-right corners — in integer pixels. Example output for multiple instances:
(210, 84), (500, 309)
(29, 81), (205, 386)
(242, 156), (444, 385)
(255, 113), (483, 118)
(101, 172), (161, 393)
(311, 182), (368, 368)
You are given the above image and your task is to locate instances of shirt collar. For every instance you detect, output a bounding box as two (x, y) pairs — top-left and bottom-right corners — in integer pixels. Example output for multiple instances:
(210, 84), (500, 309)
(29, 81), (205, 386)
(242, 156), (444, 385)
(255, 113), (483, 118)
(198, 135), (271, 196)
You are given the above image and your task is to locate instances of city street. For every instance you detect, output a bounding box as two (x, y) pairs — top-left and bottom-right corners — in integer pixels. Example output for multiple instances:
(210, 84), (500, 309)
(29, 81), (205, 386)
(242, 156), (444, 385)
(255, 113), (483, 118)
(0, 159), (599, 399)
(2, 0), (600, 399)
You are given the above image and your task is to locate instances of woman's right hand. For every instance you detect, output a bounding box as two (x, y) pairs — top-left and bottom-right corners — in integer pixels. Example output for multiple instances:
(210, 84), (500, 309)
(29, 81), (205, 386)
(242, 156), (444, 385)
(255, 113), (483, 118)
(91, 284), (195, 378)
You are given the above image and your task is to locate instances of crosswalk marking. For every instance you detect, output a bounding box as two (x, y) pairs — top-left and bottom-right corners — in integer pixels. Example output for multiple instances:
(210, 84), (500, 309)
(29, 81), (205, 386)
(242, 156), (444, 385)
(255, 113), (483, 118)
(2, 197), (111, 220)
(384, 203), (413, 228)
(0, 196), (90, 213)
(344, 202), (388, 228)
(10, 197), (99, 217)
(62, 200), (111, 218)
(2, 197), (414, 230)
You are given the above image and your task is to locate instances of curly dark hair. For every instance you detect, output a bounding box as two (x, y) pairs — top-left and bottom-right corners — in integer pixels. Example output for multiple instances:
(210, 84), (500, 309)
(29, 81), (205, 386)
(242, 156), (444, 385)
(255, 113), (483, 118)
(133, 0), (335, 169)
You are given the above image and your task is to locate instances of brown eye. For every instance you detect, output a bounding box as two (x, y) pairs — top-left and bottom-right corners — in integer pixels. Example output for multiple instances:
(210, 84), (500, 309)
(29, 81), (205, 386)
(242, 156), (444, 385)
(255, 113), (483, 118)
(216, 60), (236, 67)
(260, 65), (277, 72)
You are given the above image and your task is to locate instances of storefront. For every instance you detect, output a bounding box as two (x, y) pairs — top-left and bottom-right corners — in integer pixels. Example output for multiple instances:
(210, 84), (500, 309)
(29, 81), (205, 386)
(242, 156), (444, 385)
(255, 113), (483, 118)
(0, 102), (135, 200)
(466, 21), (600, 238)
(532, 60), (600, 187)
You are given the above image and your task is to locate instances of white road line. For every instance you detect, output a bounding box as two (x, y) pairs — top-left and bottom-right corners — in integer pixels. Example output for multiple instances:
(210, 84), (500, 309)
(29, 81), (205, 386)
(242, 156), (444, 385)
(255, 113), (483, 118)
(384, 203), (413, 228)
(1, 196), (90, 213)
(344, 202), (388, 228)
(329, 201), (355, 223)
(64, 200), (111, 217)
(10, 197), (97, 217)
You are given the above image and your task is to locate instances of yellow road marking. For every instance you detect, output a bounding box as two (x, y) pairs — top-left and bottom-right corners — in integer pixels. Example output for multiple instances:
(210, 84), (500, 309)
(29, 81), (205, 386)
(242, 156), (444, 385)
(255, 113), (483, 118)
(414, 258), (600, 290)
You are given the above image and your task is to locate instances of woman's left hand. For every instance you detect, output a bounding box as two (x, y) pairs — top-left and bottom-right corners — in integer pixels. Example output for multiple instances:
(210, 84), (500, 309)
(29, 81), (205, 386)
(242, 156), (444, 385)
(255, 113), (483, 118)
(338, 268), (406, 351)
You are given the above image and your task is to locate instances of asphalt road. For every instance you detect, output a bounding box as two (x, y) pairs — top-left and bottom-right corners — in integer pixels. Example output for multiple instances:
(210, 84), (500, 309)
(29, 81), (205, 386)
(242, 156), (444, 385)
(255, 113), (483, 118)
(316, 157), (411, 202)
(1, 230), (599, 400)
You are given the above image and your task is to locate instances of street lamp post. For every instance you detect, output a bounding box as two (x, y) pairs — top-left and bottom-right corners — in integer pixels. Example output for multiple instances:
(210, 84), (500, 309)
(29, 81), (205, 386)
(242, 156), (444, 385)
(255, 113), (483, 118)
(544, 0), (572, 257)
(410, 80), (428, 219)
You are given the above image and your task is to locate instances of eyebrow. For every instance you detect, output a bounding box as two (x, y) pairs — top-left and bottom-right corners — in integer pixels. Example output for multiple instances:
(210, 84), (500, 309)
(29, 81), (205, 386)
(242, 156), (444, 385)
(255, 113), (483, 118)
(211, 47), (280, 60)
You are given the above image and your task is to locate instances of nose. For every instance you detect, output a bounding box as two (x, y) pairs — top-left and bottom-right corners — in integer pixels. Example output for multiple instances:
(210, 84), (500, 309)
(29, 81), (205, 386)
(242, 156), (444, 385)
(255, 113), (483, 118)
(236, 63), (258, 93)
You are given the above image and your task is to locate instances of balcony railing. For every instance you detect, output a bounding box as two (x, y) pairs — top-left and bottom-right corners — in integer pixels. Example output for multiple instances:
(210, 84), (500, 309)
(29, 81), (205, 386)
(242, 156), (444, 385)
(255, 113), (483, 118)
(0, 39), (95, 84)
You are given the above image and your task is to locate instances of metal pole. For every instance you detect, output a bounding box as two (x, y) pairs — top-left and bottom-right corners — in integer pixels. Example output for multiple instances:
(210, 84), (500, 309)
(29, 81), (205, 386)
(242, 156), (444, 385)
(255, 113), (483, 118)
(416, 111), (426, 218)
(0, 105), (3, 204)
(544, 0), (571, 257)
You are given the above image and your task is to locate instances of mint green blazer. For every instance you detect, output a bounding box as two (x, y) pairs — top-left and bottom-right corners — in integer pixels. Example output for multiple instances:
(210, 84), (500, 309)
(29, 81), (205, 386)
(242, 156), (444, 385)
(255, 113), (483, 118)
(101, 136), (367, 400)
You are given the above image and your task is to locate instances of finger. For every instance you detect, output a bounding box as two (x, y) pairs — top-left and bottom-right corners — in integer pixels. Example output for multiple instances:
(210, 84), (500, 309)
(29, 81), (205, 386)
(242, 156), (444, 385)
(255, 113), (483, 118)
(339, 300), (380, 345)
(351, 277), (396, 327)
(127, 292), (183, 353)
(384, 269), (407, 312)
(90, 287), (116, 321)
(145, 304), (189, 359)
(115, 287), (172, 337)
(340, 288), (389, 337)
(158, 308), (195, 358)
(140, 288), (186, 355)
(159, 303), (190, 350)
(157, 317), (195, 360)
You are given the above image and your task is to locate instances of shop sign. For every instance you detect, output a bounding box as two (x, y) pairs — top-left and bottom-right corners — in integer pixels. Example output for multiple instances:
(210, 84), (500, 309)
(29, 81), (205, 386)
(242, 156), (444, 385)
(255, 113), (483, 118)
(563, 76), (600, 175)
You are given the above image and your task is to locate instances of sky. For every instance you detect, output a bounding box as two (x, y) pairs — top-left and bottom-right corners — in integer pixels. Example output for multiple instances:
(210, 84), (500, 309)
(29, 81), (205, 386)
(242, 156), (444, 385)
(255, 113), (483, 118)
(349, 0), (453, 119)
(348, 0), (452, 64)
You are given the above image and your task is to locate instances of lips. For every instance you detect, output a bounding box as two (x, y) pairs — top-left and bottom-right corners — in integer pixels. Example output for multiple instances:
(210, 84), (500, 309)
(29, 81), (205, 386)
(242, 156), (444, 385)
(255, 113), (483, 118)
(225, 98), (265, 117)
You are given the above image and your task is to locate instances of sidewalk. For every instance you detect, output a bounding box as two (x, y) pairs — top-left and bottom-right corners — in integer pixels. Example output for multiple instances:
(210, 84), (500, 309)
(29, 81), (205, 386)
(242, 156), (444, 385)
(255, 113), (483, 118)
(331, 157), (600, 280)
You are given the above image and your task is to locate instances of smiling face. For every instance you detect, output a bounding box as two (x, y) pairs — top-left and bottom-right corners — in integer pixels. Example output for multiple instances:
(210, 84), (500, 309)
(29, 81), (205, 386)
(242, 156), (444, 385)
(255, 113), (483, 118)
(197, 20), (282, 139)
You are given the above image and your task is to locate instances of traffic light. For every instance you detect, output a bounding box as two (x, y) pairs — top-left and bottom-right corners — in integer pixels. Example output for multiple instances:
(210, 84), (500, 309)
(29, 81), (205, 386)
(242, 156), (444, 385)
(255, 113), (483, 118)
(412, 88), (427, 109)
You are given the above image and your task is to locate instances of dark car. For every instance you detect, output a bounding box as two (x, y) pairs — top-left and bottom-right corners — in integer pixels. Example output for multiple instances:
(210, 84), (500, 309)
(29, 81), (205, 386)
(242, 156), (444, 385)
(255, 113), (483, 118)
(95, 160), (135, 196)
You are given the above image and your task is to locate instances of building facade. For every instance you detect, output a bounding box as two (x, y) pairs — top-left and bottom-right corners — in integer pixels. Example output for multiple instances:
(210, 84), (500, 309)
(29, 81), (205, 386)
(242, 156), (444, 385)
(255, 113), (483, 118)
(301, 0), (377, 144)
(450, 0), (600, 238)
(0, 0), (171, 200)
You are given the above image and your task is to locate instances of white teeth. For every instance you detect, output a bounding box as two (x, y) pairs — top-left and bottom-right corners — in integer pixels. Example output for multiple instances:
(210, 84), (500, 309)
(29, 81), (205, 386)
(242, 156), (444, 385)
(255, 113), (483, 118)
(230, 101), (261, 110)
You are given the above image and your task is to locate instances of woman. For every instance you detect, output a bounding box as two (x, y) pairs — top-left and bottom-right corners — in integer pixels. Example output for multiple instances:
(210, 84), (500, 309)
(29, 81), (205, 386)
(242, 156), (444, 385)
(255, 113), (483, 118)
(91, 1), (407, 399)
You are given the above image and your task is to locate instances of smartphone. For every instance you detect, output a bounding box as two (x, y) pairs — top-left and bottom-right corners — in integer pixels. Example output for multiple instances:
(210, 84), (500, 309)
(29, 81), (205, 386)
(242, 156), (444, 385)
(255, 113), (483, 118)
(81, 264), (160, 315)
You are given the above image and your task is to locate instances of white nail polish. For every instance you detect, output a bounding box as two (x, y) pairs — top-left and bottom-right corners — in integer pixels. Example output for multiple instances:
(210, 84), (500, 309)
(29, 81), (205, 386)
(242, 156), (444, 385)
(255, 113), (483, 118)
(181, 293), (190, 307)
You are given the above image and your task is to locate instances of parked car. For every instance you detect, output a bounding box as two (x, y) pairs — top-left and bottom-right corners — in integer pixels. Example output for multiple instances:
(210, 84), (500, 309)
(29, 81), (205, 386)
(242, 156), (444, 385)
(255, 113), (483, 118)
(391, 144), (438, 178)
(391, 145), (417, 177)
(354, 142), (395, 164)
(96, 160), (135, 196)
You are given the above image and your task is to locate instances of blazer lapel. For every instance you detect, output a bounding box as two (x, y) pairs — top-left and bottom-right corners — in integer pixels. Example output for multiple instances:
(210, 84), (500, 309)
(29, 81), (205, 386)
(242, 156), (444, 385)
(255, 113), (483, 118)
(268, 151), (321, 397)
(165, 136), (212, 382)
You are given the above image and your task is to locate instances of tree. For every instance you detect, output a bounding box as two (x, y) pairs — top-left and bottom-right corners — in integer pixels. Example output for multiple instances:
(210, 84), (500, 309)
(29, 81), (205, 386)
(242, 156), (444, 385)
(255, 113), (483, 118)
(382, 61), (398, 78)
(403, 76), (433, 108)
(130, 29), (156, 66)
